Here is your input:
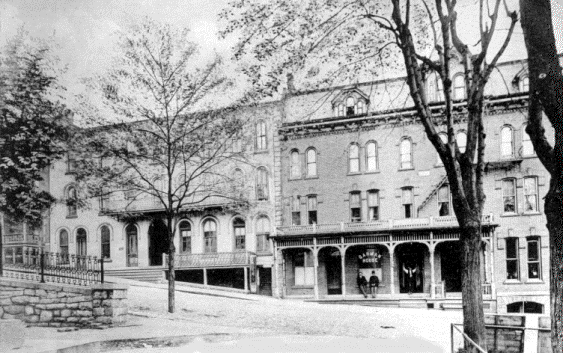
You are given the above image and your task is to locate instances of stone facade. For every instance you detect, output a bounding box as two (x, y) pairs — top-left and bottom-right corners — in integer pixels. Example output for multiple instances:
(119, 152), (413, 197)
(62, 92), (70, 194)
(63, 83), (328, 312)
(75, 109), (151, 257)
(0, 278), (128, 327)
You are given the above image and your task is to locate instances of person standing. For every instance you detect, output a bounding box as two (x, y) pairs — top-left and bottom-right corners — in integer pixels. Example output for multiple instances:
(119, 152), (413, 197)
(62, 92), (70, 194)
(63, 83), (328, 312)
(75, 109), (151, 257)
(369, 270), (380, 298)
(403, 263), (418, 294)
(357, 270), (368, 298)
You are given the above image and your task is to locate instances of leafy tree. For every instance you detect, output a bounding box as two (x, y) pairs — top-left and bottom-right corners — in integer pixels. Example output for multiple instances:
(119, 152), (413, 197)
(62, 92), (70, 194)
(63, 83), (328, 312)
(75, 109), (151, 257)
(519, 1), (562, 351)
(0, 32), (69, 274)
(73, 19), (250, 313)
(221, 1), (517, 350)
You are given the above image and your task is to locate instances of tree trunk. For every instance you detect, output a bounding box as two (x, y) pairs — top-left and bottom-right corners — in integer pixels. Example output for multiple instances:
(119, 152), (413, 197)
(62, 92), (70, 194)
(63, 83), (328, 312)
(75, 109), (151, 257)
(545, 179), (563, 353)
(459, 218), (487, 352)
(167, 215), (176, 314)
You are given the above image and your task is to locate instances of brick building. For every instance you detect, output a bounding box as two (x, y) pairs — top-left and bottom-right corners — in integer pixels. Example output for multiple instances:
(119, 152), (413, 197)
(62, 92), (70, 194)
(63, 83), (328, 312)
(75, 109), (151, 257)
(1, 58), (552, 313)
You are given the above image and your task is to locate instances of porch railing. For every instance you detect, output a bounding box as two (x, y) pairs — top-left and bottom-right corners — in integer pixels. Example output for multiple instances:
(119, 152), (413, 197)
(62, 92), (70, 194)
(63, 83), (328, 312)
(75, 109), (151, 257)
(165, 251), (256, 269)
(277, 214), (495, 236)
(2, 251), (104, 286)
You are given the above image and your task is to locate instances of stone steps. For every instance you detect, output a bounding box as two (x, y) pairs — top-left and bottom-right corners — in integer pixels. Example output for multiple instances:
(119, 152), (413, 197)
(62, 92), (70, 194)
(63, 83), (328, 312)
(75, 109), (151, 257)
(105, 268), (164, 283)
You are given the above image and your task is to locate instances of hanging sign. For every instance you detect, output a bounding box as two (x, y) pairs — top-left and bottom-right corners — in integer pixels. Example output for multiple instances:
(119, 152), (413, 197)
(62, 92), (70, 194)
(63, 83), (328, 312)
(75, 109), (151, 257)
(358, 248), (382, 265)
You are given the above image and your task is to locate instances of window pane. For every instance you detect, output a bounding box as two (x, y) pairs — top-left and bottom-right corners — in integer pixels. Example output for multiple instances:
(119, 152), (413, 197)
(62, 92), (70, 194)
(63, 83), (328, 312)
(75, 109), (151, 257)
(307, 149), (317, 176)
(366, 142), (377, 171)
(367, 191), (379, 206)
(506, 238), (518, 259)
(503, 179), (516, 213)
(291, 151), (300, 178)
(501, 127), (513, 156)
(349, 145), (359, 172)
(350, 192), (360, 206)
(528, 263), (540, 279)
(507, 260), (518, 279)
(527, 239), (539, 261)
(400, 139), (412, 168)
(522, 128), (534, 156)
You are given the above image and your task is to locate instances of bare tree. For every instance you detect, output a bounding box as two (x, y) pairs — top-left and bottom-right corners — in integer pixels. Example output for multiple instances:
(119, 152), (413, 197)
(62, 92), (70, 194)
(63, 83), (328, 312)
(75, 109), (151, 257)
(73, 19), (250, 313)
(519, 1), (563, 351)
(222, 1), (517, 349)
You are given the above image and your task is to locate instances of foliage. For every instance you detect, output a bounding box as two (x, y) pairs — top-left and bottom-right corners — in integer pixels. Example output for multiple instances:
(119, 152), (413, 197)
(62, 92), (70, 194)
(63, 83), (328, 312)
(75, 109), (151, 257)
(0, 32), (69, 228)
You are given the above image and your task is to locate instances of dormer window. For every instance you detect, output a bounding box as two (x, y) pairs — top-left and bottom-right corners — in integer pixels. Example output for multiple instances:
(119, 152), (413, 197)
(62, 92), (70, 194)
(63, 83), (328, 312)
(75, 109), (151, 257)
(332, 88), (369, 117)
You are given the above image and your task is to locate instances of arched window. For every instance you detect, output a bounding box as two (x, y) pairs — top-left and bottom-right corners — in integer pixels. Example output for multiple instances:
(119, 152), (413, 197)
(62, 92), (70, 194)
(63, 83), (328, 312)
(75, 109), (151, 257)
(501, 126), (514, 157)
(346, 96), (355, 116)
(456, 131), (467, 153)
(179, 220), (192, 253)
(349, 144), (360, 173)
(76, 228), (87, 256)
(400, 138), (413, 169)
(290, 150), (301, 179)
(126, 224), (138, 267)
(365, 141), (378, 172)
(522, 125), (534, 156)
(233, 218), (246, 250)
(59, 230), (69, 255)
(66, 186), (77, 217)
(453, 74), (465, 100)
(306, 148), (317, 177)
(519, 76), (529, 92)
(255, 120), (267, 150)
(256, 167), (269, 201)
(100, 225), (111, 259)
(203, 219), (217, 253)
(255, 216), (270, 252)
(437, 133), (447, 165)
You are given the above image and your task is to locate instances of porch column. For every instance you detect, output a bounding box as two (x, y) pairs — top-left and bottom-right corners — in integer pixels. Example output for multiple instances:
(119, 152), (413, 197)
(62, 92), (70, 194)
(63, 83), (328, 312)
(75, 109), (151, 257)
(341, 246), (346, 298)
(203, 268), (208, 286)
(389, 245), (395, 295)
(312, 241), (319, 300)
(430, 245), (436, 299)
(244, 267), (248, 291)
(272, 247), (280, 298)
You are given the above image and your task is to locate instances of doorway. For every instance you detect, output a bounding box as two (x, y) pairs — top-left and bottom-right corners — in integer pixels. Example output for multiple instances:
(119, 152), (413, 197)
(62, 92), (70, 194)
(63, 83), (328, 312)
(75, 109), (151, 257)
(397, 243), (426, 294)
(323, 247), (342, 295)
(258, 267), (272, 296)
(438, 241), (462, 293)
(126, 224), (138, 267)
(148, 220), (169, 266)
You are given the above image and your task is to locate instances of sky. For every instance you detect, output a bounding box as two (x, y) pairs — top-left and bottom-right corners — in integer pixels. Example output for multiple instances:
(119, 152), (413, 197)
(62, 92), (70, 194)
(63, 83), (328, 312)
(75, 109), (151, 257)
(1, 0), (563, 91)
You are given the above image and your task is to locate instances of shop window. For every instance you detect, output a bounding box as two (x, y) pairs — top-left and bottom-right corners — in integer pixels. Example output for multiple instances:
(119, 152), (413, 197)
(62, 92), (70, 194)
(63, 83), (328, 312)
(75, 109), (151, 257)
(307, 195), (317, 225)
(290, 150), (301, 179)
(453, 74), (465, 100)
(59, 230), (69, 255)
(522, 126), (534, 156)
(256, 216), (270, 253)
(502, 179), (517, 213)
(256, 167), (269, 200)
(367, 190), (379, 221)
(501, 126), (514, 157)
(350, 191), (361, 223)
(255, 120), (267, 150)
(76, 228), (87, 256)
(306, 148), (317, 177)
(506, 237), (519, 280)
(438, 185), (450, 216)
(527, 237), (541, 280)
(100, 225), (111, 259)
(402, 187), (414, 218)
(233, 218), (246, 251)
(400, 138), (413, 169)
(294, 250), (314, 286)
(524, 177), (539, 212)
(349, 144), (360, 173)
(365, 141), (378, 172)
(203, 219), (217, 253)
(179, 220), (192, 253)
(292, 196), (301, 226)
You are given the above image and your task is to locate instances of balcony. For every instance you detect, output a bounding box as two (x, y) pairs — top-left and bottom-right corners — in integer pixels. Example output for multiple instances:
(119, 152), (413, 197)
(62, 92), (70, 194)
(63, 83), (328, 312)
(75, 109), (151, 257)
(3, 233), (41, 244)
(101, 195), (242, 214)
(276, 214), (496, 237)
(164, 251), (256, 269)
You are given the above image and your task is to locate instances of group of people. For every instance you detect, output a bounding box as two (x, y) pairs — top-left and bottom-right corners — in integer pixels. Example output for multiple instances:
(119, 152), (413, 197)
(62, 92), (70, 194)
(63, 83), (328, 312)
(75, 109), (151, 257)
(357, 270), (379, 298)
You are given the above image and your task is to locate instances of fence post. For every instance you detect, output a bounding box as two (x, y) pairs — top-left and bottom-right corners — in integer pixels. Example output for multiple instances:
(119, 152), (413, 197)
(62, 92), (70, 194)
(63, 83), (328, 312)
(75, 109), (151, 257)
(40, 251), (45, 283)
(100, 258), (104, 284)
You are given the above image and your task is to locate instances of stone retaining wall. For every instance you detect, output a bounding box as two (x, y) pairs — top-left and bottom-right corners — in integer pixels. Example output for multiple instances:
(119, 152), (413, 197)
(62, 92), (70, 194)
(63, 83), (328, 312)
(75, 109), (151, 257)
(0, 278), (128, 327)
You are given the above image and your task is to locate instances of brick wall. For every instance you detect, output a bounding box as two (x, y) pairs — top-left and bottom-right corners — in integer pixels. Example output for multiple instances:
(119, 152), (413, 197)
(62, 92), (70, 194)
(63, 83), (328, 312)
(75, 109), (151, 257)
(0, 278), (128, 327)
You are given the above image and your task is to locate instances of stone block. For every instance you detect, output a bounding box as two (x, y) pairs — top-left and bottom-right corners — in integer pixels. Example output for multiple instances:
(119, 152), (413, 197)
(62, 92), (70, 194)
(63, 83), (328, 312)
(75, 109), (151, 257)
(67, 296), (88, 304)
(66, 303), (79, 309)
(57, 292), (69, 298)
(75, 310), (92, 317)
(27, 296), (39, 304)
(92, 299), (101, 307)
(93, 308), (105, 316)
(49, 322), (62, 327)
(23, 289), (36, 296)
(0, 298), (12, 306)
(39, 311), (53, 322)
(53, 317), (67, 322)
(35, 304), (47, 310)
(2, 314), (19, 319)
(45, 303), (66, 310)
(35, 289), (48, 297)
(26, 315), (40, 323)
(79, 317), (90, 323)
(53, 310), (61, 317)
(61, 309), (71, 317)
(92, 291), (102, 299)
(38, 298), (58, 304)
(4, 305), (24, 315)
(79, 302), (93, 310)
(11, 296), (29, 305)
(66, 317), (79, 323)
(95, 316), (112, 324)
(25, 305), (35, 315)
(47, 293), (59, 299)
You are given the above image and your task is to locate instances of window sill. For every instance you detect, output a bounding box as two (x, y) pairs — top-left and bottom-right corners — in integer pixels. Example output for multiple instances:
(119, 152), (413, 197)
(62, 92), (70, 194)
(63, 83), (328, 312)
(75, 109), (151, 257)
(288, 177), (302, 181)
(503, 279), (522, 284)
(292, 285), (314, 289)
(347, 172), (362, 176)
(66, 215), (78, 219)
(305, 175), (319, 180)
(398, 167), (415, 171)
(522, 211), (542, 216)
(364, 170), (380, 175)
(525, 279), (544, 284)
(500, 213), (519, 218)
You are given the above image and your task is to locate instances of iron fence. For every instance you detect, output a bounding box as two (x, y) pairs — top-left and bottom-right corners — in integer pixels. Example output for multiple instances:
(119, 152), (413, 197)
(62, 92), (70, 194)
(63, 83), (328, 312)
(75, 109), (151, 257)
(2, 250), (104, 286)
